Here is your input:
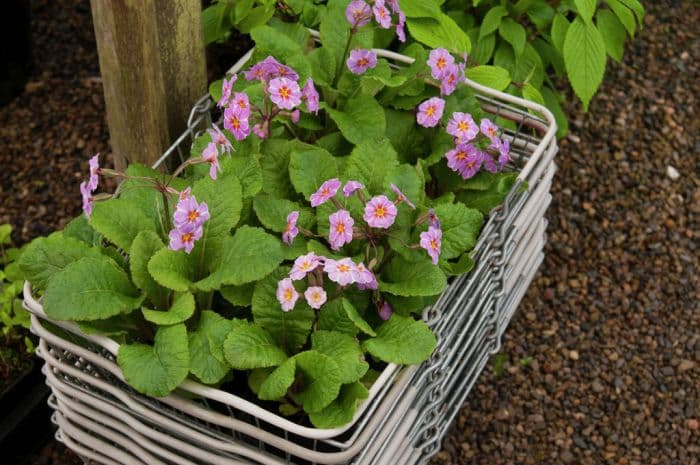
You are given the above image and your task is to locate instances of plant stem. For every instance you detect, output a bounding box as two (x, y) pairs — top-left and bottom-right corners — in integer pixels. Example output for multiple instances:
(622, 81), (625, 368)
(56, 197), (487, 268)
(333, 27), (356, 88)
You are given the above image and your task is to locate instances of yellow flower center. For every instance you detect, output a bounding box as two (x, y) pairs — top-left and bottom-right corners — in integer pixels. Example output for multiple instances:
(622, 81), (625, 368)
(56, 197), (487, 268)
(335, 222), (345, 233)
(455, 151), (467, 161)
(284, 288), (294, 301)
(311, 291), (322, 302)
(187, 210), (199, 222)
(426, 105), (435, 116)
(375, 206), (386, 218)
(338, 264), (351, 272)
(489, 127), (496, 136)
(182, 232), (193, 244)
(358, 58), (368, 67)
(457, 121), (469, 131)
(300, 261), (311, 270)
(279, 86), (291, 99)
(436, 57), (446, 69)
(430, 239), (439, 251)
(230, 116), (240, 129)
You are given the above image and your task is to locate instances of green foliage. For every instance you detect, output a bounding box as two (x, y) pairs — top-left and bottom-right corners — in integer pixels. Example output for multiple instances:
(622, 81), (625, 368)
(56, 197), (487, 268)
(0, 225), (32, 352)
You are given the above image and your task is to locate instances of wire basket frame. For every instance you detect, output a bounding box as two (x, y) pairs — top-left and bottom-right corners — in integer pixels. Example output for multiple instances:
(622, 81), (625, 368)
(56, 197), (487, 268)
(26, 43), (558, 465)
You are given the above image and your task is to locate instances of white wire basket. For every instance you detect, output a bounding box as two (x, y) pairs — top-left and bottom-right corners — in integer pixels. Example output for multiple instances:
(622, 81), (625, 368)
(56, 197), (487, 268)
(24, 45), (558, 465)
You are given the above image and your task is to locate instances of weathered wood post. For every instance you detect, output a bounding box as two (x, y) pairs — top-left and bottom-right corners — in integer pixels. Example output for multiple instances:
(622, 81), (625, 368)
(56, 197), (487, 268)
(90, 0), (207, 170)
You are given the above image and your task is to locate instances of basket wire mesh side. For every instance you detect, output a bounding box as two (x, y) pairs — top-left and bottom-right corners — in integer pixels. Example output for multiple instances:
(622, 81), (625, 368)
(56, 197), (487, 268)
(27, 46), (558, 465)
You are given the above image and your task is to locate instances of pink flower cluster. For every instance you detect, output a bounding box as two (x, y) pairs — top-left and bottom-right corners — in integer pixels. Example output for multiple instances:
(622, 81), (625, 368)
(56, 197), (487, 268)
(217, 57), (319, 141)
(79, 154), (100, 217)
(345, 0), (406, 42)
(276, 252), (378, 312)
(347, 49), (378, 75)
(168, 188), (210, 254)
(426, 48), (466, 96)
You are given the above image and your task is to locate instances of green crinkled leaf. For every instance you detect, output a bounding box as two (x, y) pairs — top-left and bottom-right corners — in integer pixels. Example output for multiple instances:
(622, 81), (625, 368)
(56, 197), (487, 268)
(147, 247), (196, 292)
(130, 230), (168, 309)
(252, 268), (315, 352)
(248, 367), (273, 394)
(465, 65), (511, 92)
(260, 139), (297, 199)
(19, 233), (103, 291)
(563, 17), (606, 110)
(312, 331), (368, 384)
(253, 194), (315, 233)
(289, 147), (339, 199)
(360, 60), (408, 95)
(141, 292), (194, 326)
(343, 298), (376, 336)
(479, 6), (508, 39)
(63, 215), (101, 246)
(344, 137), (398, 194)
(325, 95), (386, 145)
(379, 256), (447, 297)
(406, 14), (471, 54)
(319, 0), (352, 75)
(433, 203), (484, 259)
(387, 163), (424, 209)
(89, 198), (156, 253)
(309, 381), (369, 429)
(574, 0), (596, 24)
(307, 47), (336, 87)
(117, 324), (189, 397)
(441, 253), (475, 276)
(550, 13), (569, 54)
(43, 257), (144, 321)
(522, 83), (546, 106)
(384, 109), (425, 164)
(317, 298), (360, 336)
(220, 283), (255, 307)
(362, 315), (436, 364)
(220, 155), (262, 198)
(258, 357), (296, 400)
(223, 320), (288, 370)
(189, 310), (235, 384)
(499, 18), (527, 57)
(457, 172), (519, 214)
(596, 9), (626, 62)
(119, 164), (187, 237)
(289, 350), (342, 414)
(192, 171), (243, 245)
(194, 226), (284, 291)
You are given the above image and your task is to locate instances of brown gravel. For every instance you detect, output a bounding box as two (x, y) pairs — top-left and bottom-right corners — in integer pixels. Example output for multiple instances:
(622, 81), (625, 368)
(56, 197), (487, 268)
(0, 1), (697, 465)
(433, 2), (699, 465)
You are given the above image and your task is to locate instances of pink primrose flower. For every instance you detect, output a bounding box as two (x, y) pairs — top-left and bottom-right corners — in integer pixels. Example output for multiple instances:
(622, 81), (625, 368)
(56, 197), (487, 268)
(207, 124), (232, 156)
(202, 142), (221, 180)
(419, 226), (442, 265)
(427, 48), (455, 80)
(480, 118), (499, 142)
(269, 77), (302, 110)
(378, 301), (393, 320)
(373, 0), (392, 28)
(231, 92), (250, 118)
(310, 178), (341, 207)
(390, 183), (416, 209)
(87, 154), (100, 191)
(328, 209), (354, 250)
(347, 49), (377, 75)
(223, 105), (250, 140)
(324, 258), (358, 286)
(173, 195), (210, 233)
(446, 112), (479, 142)
(217, 75), (237, 108)
(304, 286), (328, 309)
(363, 195), (397, 229)
(290, 252), (323, 281)
(355, 262), (378, 290)
(80, 181), (93, 217)
(342, 180), (364, 197)
(439, 64), (461, 96)
(416, 97), (445, 128)
(276, 278), (299, 312)
(169, 226), (203, 254)
(346, 0), (372, 27)
(396, 11), (406, 42)
(282, 211), (299, 245)
(302, 78), (320, 114)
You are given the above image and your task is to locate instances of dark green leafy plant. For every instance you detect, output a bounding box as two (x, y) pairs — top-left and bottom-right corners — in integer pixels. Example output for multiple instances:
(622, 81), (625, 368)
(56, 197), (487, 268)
(0, 224), (33, 355)
(21, 1), (523, 428)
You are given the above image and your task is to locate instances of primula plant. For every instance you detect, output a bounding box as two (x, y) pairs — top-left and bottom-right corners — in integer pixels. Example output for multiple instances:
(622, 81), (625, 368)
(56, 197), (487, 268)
(20, 0), (522, 429)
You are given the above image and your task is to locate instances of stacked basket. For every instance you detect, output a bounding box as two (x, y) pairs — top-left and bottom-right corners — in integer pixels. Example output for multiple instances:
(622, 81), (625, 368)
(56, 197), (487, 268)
(24, 48), (558, 465)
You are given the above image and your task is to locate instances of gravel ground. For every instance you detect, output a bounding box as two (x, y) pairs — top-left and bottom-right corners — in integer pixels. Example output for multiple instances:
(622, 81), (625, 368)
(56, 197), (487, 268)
(433, 2), (699, 464)
(0, 1), (696, 464)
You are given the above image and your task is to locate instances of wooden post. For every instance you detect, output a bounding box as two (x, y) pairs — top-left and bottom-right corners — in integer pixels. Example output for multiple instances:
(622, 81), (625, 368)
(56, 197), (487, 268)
(90, 0), (207, 170)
